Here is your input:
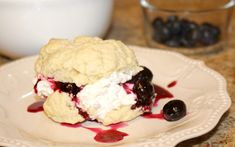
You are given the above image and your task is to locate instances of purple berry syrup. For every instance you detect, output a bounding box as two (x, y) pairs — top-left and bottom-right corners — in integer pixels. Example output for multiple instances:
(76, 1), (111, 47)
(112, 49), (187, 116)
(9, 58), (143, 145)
(27, 100), (44, 113)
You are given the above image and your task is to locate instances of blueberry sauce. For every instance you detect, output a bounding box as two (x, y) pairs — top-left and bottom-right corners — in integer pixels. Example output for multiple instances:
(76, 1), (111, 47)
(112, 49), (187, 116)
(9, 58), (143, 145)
(167, 81), (177, 88)
(142, 84), (174, 120)
(83, 122), (128, 143)
(153, 84), (173, 106)
(94, 129), (128, 143)
(60, 122), (82, 128)
(109, 122), (128, 130)
(71, 97), (90, 119)
(122, 83), (133, 94)
(142, 111), (164, 119)
(77, 107), (90, 120)
(60, 122), (128, 143)
(55, 82), (81, 96)
(27, 100), (45, 113)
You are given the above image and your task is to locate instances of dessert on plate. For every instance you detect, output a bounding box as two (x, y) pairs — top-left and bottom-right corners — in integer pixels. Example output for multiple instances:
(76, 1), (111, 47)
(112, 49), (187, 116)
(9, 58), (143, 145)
(33, 36), (156, 125)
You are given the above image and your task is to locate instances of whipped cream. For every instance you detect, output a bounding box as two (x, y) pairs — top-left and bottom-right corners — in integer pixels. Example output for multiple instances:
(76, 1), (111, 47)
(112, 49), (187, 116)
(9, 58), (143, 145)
(77, 70), (137, 119)
(36, 80), (54, 97)
(33, 75), (54, 98)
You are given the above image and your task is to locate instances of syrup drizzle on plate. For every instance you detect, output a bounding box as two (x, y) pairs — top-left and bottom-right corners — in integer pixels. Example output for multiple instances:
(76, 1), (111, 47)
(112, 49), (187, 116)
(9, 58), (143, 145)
(27, 100), (44, 113)
(142, 110), (164, 119)
(83, 123), (128, 143)
(167, 80), (177, 88)
(153, 84), (174, 106)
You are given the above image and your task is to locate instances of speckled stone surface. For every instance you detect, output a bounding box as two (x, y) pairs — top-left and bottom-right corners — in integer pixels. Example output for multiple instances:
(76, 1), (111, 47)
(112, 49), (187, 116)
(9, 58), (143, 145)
(0, 0), (235, 146)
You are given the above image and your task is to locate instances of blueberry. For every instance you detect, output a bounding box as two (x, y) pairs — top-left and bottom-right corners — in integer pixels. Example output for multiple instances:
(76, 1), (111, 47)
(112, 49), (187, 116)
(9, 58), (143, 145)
(189, 27), (200, 42)
(133, 80), (155, 108)
(152, 17), (166, 43)
(163, 99), (186, 121)
(130, 66), (153, 83)
(180, 38), (196, 47)
(152, 17), (164, 29)
(167, 15), (179, 23)
(133, 80), (154, 98)
(180, 19), (190, 30)
(129, 67), (155, 109)
(166, 16), (182, 36)
(188, 21), (198, 30)
(151, 15), (221, 48)
(128, 66), (155, 108)
(199, 23), (220, 45)
(56, 82), (80, 96)
(180, 30), (200, 47)
(165, 38), (181, 47)
(153, 20), (170, 43)
(170, 21), (182, 35)
(180, 21), (200, 47)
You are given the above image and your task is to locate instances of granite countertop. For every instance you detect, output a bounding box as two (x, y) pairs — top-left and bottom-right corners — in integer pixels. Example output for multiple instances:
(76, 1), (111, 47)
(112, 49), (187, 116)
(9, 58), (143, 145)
(0, 0), (235, 146)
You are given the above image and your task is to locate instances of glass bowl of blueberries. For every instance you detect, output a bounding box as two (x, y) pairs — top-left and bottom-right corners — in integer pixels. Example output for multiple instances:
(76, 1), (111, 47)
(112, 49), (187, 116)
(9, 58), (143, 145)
(140, 0), (235, 54)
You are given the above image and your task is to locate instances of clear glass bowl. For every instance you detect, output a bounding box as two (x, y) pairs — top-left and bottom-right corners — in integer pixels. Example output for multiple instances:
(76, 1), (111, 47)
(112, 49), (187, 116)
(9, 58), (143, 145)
(140, 0), (235, 55)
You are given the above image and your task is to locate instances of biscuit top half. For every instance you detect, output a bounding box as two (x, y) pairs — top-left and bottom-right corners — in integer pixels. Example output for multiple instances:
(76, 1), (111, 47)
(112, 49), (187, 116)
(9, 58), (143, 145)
(35, 36), (140, 86)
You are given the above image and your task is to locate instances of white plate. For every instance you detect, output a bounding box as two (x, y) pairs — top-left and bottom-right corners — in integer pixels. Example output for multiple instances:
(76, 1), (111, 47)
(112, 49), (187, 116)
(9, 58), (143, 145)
(0, 46), (231, 147)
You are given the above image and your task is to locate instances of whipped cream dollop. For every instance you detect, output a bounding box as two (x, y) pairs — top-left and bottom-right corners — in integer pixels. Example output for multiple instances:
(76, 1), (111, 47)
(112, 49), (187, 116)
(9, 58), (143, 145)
(36, 80), (54, 97)
(33, 75), (54, 98)
(77, 70), (137, 119)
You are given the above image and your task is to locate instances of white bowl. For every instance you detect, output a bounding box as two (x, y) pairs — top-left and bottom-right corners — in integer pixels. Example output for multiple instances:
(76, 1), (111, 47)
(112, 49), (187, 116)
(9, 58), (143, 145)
(0, 0), (113, 58)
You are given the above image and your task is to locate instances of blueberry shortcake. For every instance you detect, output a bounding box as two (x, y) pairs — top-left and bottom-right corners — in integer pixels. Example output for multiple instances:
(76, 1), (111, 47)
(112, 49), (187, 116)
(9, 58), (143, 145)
(33, 36), (156, 125)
